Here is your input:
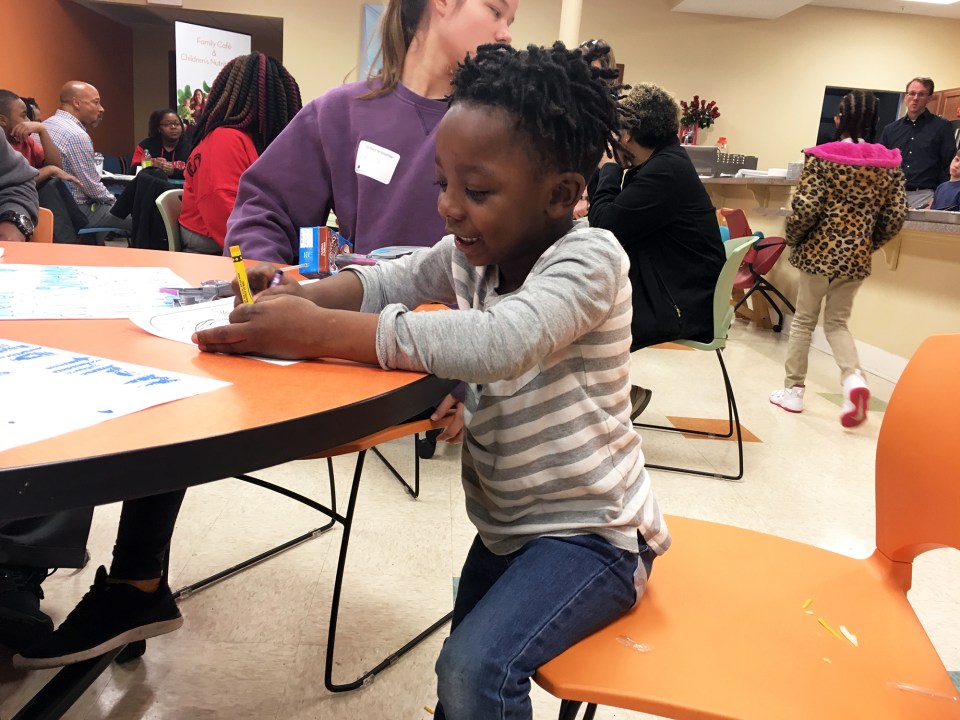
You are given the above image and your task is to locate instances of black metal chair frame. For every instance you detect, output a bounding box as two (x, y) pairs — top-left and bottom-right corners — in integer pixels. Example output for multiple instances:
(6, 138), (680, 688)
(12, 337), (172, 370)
(634, 348), (743, 482)
(732, 240), (796, 333)
(12, 429), (450, 719)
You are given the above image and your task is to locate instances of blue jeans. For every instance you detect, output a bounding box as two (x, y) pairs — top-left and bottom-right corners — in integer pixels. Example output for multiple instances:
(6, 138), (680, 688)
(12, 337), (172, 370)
(435, 533), (654, 720)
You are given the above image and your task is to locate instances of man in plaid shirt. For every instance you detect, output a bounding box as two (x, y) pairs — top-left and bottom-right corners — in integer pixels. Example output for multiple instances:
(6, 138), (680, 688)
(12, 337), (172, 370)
(43, 82), (131, 234)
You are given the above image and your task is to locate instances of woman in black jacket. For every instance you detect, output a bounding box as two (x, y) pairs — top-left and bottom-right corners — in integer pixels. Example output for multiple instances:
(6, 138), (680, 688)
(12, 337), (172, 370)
(589, 83), (725, 416)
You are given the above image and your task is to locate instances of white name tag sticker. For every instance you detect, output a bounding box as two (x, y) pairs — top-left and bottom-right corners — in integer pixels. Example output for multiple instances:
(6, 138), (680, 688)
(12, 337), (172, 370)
(355, 140), (400, 185)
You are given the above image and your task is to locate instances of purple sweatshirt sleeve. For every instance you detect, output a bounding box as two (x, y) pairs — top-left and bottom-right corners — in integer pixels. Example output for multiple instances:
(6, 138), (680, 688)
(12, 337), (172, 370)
(225, 81), (449, 264)
(225, 101), (332, 264)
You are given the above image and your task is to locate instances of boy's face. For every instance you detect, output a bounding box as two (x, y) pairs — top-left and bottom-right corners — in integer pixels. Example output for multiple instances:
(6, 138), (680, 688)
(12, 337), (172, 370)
(434, 103), (580, 285)
(950, 155), (960, 180)
(0, 99), (28, 139)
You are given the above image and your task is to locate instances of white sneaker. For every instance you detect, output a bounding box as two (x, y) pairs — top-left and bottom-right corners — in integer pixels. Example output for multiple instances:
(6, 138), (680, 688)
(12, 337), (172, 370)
(770, 385), (804, 413)
(840, 371), (870, 428)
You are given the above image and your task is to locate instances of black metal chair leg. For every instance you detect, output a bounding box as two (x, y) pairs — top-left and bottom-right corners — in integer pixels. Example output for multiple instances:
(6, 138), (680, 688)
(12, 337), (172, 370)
(12, 648), (124, 720)
(638, 349), (744, 481)
(324, 449), (452, 692)
(174, 462), (340, 599)
(370, 432), (422, 499)
(557, 700), (599, 720)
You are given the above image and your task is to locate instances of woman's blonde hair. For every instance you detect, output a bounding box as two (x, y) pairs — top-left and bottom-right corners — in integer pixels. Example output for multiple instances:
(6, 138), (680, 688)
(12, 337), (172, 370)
(364, 0), (465, 98)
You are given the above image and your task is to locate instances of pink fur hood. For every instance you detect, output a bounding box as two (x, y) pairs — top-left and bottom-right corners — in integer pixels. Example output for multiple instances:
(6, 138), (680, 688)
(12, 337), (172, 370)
(803, 141), (902, 168)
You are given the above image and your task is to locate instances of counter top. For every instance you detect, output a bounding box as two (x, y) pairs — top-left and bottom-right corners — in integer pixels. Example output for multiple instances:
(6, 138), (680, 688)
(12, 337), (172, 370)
(701, 176), (799, 186)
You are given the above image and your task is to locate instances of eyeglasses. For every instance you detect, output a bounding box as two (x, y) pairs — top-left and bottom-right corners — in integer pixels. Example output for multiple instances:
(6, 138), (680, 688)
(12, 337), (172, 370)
(906, 91), (930, 98)
(159, 122), (182, 128)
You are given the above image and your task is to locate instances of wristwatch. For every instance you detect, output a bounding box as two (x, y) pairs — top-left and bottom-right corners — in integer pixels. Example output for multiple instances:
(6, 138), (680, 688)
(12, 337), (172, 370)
(0, 210), (35, 240)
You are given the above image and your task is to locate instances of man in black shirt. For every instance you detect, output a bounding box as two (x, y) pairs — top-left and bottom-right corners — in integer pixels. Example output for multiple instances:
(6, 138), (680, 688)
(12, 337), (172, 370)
(880, 76), (956, 208)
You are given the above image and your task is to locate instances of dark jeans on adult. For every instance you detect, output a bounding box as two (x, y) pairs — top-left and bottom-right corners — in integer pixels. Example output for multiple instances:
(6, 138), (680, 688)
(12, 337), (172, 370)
(0, 510), (93, 569)
(0, 490), (185, 580)
(36, 178), (94, 246)
(434, 533), (654, 720)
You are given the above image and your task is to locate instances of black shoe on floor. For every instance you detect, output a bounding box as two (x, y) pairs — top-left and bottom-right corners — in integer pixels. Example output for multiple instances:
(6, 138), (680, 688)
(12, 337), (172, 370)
(629, 385), (653, 421)
(13, 565), (183, 669)
(417, 428), (442, 460)
(0, 566), (53, 653)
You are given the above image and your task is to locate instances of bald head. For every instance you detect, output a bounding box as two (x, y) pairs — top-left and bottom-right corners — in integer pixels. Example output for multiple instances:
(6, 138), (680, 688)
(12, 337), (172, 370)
(59, 81), (104, 129)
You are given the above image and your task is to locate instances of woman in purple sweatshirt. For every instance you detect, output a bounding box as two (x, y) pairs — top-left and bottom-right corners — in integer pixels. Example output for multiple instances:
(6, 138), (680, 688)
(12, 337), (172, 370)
(226, 0), (519, 264)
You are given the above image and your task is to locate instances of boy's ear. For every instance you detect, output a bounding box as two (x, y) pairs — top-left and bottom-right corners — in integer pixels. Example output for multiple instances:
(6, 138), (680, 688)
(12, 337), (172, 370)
(547, 172), (586, 219)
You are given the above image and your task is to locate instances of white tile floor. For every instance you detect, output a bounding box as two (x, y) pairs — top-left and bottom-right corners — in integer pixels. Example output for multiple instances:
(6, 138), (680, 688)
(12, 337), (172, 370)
(2, 320), (958, 719)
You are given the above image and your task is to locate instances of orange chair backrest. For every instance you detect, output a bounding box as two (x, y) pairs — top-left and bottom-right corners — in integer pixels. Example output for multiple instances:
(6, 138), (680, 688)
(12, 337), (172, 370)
(33, 207), (54, 243)
(875, 334), (960, 578)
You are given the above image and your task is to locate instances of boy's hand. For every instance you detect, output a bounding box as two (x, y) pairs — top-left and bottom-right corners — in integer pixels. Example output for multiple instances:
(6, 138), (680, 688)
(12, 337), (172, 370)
(432, 393), (465, 443)
(194, 294), (325, 359)
(232, 262), (306, 306)
(9, 122), (43, 141)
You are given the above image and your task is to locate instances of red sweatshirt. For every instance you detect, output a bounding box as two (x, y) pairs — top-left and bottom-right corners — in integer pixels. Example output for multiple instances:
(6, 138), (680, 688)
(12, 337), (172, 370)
(179, 128), (259, 249)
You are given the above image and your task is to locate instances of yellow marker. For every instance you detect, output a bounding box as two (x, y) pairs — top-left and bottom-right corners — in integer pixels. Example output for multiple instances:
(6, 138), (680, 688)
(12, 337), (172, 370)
(817, 617), (844, 642)
(802, 598), (813, 610)
(230, 245), (254, 304)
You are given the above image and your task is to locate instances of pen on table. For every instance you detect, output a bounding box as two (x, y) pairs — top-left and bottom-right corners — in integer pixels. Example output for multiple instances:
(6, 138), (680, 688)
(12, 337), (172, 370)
(270, 263), (308, 287)
(229, 245), (254, 304)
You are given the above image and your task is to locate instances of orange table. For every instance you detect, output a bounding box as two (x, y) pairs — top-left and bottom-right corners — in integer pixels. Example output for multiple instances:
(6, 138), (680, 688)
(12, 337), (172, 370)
(0, 241), (453, 521)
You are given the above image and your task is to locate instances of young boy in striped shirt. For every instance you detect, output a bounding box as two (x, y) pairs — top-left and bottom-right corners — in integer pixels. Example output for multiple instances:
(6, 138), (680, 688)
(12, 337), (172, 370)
(195, 42), (670, 719)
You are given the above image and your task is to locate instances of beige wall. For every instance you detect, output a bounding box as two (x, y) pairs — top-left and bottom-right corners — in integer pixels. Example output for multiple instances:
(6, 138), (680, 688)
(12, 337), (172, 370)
(116, 0), (960, 165)
(90, 0), (960, 362)
(582, 1), (960, 168)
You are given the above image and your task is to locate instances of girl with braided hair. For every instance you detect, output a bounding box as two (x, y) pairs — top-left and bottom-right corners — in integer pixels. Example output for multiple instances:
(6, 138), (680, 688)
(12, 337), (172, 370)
(770, 89), (906, 427)
(226, 0), (518, 265)
(195, 42), (670, 719)
(178, 52), (302, 254)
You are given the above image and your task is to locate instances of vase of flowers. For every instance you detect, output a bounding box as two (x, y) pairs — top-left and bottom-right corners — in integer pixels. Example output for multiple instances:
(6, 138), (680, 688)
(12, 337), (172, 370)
(679, 95), (721, 145)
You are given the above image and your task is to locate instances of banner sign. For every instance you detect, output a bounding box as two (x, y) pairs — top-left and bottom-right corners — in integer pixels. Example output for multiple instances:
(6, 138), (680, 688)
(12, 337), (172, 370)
(174, 21), (251, 125)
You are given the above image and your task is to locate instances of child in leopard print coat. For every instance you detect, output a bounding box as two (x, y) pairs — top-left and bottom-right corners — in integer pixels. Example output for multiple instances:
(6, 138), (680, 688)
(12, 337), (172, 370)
(770, 89), (907, 428)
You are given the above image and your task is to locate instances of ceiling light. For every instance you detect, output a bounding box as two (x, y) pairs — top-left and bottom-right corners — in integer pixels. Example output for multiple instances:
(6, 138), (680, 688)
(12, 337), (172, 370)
(901, 0), (960, 5)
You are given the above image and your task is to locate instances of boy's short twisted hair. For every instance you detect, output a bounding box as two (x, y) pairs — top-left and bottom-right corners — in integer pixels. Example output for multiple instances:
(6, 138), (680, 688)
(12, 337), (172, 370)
(448, 42), (627, 178)
(620, 83), (680, 150)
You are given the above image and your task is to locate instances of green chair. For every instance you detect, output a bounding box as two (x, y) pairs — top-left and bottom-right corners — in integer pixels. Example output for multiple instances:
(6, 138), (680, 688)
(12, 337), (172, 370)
(155, 189), (184, 252)
(633, 236), (754, 481)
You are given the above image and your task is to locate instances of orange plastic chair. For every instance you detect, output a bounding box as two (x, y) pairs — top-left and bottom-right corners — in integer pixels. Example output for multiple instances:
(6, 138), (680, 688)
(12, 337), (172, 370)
(32, 207), (54, 243)
(537, 333), (960, 720)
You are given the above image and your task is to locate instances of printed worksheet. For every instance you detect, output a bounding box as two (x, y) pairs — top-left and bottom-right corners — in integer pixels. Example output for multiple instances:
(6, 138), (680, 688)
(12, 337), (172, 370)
(0, 339), (232, 453)
(129, 299), (298, 365)
(0, 265), (190, 319)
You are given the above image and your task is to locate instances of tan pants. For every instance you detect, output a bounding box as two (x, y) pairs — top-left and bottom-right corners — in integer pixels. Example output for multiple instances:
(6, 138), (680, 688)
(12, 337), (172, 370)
(785, 270), (863, 387)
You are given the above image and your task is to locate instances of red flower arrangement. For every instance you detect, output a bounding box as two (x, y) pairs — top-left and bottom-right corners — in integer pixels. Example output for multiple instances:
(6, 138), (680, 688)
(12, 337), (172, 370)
(680, 95), (721, 129)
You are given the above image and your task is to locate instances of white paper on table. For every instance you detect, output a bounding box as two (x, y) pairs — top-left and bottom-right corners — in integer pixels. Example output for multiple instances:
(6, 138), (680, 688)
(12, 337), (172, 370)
(0, 265), (191, 319)
(129, 299), (298, 366)
(0, 338), (232, 453)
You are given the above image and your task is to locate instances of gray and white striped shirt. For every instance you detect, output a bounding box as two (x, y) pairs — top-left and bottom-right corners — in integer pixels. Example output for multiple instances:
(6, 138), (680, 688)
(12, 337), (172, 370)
(352, 222), (670, 558)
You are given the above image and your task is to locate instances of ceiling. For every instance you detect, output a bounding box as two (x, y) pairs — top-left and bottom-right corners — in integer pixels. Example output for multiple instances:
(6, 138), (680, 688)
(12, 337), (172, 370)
(71, 0), (282, 38)
(671, 0), (960, 20)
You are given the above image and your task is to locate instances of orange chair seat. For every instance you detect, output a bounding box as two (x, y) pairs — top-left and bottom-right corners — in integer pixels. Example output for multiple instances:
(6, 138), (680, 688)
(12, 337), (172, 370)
(537, 514), (960, 720)
(310, 416), (447, 458)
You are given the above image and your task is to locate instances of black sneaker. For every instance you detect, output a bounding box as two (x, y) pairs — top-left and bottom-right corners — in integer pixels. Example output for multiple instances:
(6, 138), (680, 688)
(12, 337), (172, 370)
(0, 566), (53, 653)
(630, 385), (653, 421)
(13, 566), (183, 669)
